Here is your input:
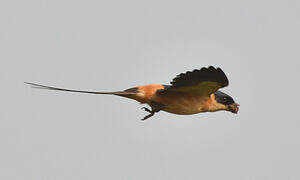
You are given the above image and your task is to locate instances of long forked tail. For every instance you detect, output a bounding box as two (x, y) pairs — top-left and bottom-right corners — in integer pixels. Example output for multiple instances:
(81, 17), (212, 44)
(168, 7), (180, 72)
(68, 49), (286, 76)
(24, 82), (137, 96)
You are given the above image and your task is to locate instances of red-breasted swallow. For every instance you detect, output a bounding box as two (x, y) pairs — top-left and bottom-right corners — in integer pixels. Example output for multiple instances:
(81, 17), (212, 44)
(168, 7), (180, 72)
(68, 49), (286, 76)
(25, 66), (239, 120)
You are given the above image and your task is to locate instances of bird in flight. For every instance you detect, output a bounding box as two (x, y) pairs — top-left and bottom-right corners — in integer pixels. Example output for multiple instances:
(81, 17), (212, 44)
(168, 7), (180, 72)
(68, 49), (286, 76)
(25, 66), (239, 120)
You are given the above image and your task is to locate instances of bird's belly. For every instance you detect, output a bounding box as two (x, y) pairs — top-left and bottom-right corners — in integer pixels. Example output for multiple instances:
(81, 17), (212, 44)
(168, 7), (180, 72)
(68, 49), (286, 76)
(159, 96), (208, 115)
(163, 105), (203, 115)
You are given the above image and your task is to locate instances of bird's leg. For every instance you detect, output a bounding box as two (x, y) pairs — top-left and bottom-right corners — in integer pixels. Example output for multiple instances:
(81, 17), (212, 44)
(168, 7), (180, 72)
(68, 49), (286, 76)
(141, 112), (155, 120)
(141, 107), (152, 113)
(141, 102), (164, 121)
(141, 107), (155, 120)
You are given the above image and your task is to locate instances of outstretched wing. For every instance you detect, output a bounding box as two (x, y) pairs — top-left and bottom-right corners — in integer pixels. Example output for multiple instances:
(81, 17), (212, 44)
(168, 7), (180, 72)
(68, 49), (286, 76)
(158, 66), (229, 96)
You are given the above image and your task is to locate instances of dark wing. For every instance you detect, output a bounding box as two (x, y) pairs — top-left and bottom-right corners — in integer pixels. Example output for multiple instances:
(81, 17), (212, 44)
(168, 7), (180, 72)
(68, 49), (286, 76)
(158, 66), (228, 96)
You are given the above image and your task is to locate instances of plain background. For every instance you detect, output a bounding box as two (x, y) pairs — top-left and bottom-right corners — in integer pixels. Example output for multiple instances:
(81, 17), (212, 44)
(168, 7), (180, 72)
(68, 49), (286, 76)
(1, 0), (300, 179)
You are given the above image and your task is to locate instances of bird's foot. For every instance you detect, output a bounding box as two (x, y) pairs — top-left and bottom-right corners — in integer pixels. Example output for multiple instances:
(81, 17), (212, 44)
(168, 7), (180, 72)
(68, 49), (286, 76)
(141, 102), (164, 121)
(141, 107), (155, 120)
(141, 107), (152, 113)
(141, 112), (154, 121)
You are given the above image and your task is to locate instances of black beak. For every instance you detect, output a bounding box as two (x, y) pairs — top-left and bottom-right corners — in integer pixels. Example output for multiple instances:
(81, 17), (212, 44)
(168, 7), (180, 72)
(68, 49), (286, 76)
(228, 103), (240, 114)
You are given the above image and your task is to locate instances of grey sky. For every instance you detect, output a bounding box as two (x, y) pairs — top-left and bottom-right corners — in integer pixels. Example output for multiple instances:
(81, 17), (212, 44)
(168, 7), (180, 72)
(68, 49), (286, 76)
(1, 0), (300, 179)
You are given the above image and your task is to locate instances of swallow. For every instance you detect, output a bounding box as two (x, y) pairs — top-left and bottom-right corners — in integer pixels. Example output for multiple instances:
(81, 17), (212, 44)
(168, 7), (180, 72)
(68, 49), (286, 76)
(25, 66), (239, 120)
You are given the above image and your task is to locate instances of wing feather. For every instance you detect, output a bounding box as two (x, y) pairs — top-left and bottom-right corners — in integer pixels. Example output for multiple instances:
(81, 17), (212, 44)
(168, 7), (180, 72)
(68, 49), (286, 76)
(158, 66), (229, 96)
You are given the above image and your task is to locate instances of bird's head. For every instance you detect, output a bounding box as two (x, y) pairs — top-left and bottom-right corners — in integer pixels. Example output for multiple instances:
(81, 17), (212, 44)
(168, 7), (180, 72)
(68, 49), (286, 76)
(213, 91), (239, 114)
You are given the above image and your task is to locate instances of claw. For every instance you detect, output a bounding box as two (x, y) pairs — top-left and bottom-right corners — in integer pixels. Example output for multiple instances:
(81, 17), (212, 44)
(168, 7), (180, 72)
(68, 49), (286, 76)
(141, 107), (152, 113)
(141, 107), (155, 120)
(140, 103), (164, 121)
(141, 113), (154, 121)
